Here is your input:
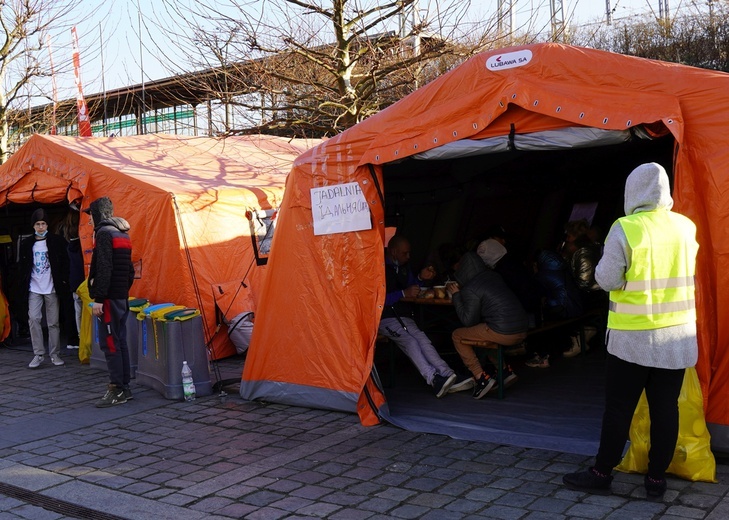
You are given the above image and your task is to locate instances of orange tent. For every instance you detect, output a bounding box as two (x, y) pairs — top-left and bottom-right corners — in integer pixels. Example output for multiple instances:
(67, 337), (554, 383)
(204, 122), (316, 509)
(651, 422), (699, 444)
(0, 133), (320, 359)
(241, 44), (729, 450)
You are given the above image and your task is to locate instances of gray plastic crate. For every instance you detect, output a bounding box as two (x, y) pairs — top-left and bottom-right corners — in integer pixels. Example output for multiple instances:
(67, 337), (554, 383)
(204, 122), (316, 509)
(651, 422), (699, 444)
(135, 311), (211, 400)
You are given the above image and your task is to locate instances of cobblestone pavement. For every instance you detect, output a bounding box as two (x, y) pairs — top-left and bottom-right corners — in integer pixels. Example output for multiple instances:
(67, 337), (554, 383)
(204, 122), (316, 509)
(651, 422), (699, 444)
(1, 342), (728, 520)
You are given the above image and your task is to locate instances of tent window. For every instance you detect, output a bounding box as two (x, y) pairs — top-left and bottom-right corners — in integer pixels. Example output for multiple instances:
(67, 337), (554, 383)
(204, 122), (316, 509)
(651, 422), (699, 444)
(246, 209), (277, 266)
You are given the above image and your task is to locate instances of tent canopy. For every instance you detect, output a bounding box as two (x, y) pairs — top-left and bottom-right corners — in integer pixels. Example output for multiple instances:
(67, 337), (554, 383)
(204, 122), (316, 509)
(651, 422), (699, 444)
(0, 133), (321, 358)
(240, 43), (729, 451)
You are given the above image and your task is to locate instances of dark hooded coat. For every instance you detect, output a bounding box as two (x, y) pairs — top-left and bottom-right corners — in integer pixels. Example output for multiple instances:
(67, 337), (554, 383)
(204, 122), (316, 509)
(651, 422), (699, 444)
(452, 252), (528, 335)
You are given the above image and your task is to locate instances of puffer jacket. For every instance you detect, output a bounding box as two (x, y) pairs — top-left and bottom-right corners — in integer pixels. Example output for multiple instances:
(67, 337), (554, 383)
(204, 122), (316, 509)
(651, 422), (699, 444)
(88, 217), (135, 301)
(536, 249), (583, 319)
(452, 252), (528, 335)
(570, 242), (602, 291)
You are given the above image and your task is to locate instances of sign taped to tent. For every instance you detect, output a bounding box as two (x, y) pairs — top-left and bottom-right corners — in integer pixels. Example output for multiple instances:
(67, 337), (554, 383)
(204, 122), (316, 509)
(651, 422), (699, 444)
(311, 182), (371, 236)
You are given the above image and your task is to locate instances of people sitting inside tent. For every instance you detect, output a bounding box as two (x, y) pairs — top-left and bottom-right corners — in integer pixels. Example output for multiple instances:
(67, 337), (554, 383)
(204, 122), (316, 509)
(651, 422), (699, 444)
(448, 251), (528, 399)
(561, 220), (607, 357)
(378, 235), (474, 397)
(477, 238), (543, 330)
(523, 247), (584, 368)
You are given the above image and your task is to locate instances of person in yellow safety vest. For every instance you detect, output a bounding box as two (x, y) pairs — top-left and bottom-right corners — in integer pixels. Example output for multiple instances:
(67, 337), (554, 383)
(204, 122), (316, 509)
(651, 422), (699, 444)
(563, 162), (699, 499)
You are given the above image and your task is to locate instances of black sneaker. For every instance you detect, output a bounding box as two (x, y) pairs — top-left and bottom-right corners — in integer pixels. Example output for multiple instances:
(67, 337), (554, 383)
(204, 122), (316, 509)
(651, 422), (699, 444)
(563, 468), (613, 495)
(432, 373), (457, 398)
(503, 367), (518, 388)
(123, 387), (133, 400)
(472, 373), (495, 400)
(644, 475), (667, 498)
(448, 374), (475, 393)
(488, 366), (519, 394)
(95, 385), (127, 408)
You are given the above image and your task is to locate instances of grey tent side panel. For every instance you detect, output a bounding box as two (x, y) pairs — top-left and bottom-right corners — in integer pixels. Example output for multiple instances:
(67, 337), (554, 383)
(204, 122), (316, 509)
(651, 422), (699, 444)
(240, 379), (358, 413)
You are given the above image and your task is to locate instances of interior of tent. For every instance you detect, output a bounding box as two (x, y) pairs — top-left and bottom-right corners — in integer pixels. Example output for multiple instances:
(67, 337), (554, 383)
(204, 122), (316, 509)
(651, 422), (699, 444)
(370, 122), (676, 455)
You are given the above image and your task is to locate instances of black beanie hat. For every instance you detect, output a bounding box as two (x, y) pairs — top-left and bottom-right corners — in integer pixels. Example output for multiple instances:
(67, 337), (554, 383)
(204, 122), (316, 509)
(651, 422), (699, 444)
(83, 196), (114, 224)
(31, 208), (48, 226)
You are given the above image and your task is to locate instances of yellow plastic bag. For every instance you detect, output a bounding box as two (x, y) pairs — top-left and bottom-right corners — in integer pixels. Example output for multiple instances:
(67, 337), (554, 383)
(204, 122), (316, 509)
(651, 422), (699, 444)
(76, 279), (93, 364)
(617, 367), (716, 482)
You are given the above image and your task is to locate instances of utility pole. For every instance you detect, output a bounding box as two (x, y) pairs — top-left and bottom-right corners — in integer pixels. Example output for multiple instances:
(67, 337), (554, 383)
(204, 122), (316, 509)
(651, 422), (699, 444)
(658, 0), (670, 23)
(497, 0), (515, 42)
(605, 0), (612, 25)
(550, 0), (565, 42)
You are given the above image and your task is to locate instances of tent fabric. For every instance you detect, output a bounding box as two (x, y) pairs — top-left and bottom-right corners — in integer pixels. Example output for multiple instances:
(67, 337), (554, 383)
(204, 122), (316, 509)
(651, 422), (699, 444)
(0, 133), (320, 359)
(240, 43), (729, 450)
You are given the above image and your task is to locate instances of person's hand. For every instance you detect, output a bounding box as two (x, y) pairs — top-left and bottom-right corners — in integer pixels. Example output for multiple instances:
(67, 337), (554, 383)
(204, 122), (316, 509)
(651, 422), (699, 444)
(403, 285), (420, 298)
(419, 265), (436, 281)
(445, 281), (460, 297)
(92, 302), (104, 317)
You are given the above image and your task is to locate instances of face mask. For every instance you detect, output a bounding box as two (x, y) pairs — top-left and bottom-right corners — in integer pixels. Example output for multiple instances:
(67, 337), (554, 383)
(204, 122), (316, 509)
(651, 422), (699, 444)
(35, 230), (48, 238)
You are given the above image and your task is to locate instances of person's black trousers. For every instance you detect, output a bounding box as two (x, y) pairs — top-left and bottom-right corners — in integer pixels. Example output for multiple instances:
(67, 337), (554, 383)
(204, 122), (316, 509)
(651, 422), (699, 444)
(595, 352), (685, 479)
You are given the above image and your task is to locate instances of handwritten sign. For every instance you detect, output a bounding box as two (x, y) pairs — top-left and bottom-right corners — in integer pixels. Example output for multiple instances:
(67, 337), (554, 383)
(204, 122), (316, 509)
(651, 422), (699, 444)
(311, 182), (372, 236)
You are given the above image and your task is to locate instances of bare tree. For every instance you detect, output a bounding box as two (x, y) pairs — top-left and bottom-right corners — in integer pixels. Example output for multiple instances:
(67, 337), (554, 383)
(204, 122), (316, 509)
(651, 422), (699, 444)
(569, 2), (729, 72)
(0, 0), (105, 162)
(146, 0), (502, 137)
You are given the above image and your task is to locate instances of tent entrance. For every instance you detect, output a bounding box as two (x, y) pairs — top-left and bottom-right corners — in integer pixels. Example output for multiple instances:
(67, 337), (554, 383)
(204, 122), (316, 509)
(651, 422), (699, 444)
(377, 126), (675, 452)
(381, 126), (675, 270)
(1, 201), (74, 343)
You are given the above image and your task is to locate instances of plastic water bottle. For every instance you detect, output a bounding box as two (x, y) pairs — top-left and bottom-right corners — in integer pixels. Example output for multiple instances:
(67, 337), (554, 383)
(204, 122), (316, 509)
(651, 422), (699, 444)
(181, 361), (196, 401)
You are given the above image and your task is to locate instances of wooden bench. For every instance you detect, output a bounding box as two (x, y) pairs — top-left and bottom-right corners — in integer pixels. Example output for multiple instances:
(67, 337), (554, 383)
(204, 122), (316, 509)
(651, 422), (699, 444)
(460, 308), (604, 399)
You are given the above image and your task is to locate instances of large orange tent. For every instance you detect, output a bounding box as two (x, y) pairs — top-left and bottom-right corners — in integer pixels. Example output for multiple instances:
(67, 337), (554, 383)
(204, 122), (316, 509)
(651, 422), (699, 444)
(0, 133), (320, 359)
(241, 43), (729, 451)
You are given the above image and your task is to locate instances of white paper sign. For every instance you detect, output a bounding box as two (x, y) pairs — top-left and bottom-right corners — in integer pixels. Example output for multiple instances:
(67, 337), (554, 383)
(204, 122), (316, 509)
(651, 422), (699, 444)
(311, 182), (372, 236)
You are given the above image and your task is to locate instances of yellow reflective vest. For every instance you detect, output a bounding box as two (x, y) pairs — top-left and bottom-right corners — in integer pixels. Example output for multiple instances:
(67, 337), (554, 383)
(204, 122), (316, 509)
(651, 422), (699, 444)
(608, 210), (698, 331)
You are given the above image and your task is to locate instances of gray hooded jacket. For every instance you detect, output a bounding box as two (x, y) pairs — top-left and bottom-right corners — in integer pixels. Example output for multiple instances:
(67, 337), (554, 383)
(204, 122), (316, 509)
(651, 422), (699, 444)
(452, 252), (528, 335)
(595, 162), (698, 369)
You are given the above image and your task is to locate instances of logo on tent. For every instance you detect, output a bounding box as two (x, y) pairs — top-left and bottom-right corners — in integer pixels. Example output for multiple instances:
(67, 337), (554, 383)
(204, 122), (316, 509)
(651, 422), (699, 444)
(486, 50), (533, 71)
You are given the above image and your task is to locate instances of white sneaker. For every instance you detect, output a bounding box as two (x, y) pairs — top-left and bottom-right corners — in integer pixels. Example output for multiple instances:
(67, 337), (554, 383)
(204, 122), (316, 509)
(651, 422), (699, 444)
(28, 355), (44, 368)
(66, 345), (79, 350)
(50, 354), (65, 366)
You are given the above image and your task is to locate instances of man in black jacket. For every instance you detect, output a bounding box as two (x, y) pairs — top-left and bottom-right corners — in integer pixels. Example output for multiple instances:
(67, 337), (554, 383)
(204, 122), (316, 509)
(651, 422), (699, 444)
(448, 252), (529, 399)
(84, 197), (135, 407)
(19, 208), (70, 368)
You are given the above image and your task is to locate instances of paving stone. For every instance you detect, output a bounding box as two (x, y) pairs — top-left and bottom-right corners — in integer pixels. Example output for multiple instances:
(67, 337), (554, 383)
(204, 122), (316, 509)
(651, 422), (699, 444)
(419, 509), (466, 520)
(527, 497), (575, 514)
(328, 508), (376, 520)
(664, 504), (710, 518)
(265, 496), (315, 512)
(406, 491), (455, 508)
(678, 492), (721, 509)
(294, 501), (342, 517)
(358, 497), (399, 513)
(465, 487), (507, 502)
(241, 490), (288, 507)
(243, 506), (290, 520)
(388, 504), (431, 519)
(290, 485), (332, 500)
(493, 492), (538, 508)
(3, 348), (729, 520)
(445, 498), (489, 514)
(482, 504), (528, 520)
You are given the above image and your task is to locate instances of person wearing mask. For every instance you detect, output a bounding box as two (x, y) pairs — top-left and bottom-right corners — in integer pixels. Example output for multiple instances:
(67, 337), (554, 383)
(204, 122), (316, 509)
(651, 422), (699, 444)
(19, 208), (70, 368)
(563, 163), (699, 498)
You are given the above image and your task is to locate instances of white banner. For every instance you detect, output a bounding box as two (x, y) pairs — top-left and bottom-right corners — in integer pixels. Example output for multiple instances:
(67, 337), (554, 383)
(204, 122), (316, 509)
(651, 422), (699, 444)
(311, 182), (371, 236)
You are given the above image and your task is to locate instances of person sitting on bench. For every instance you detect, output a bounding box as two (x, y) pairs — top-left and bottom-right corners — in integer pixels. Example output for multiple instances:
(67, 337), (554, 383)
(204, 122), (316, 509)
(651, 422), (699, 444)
(448, 252), (528, 399)
(378, 235), (474, 397)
